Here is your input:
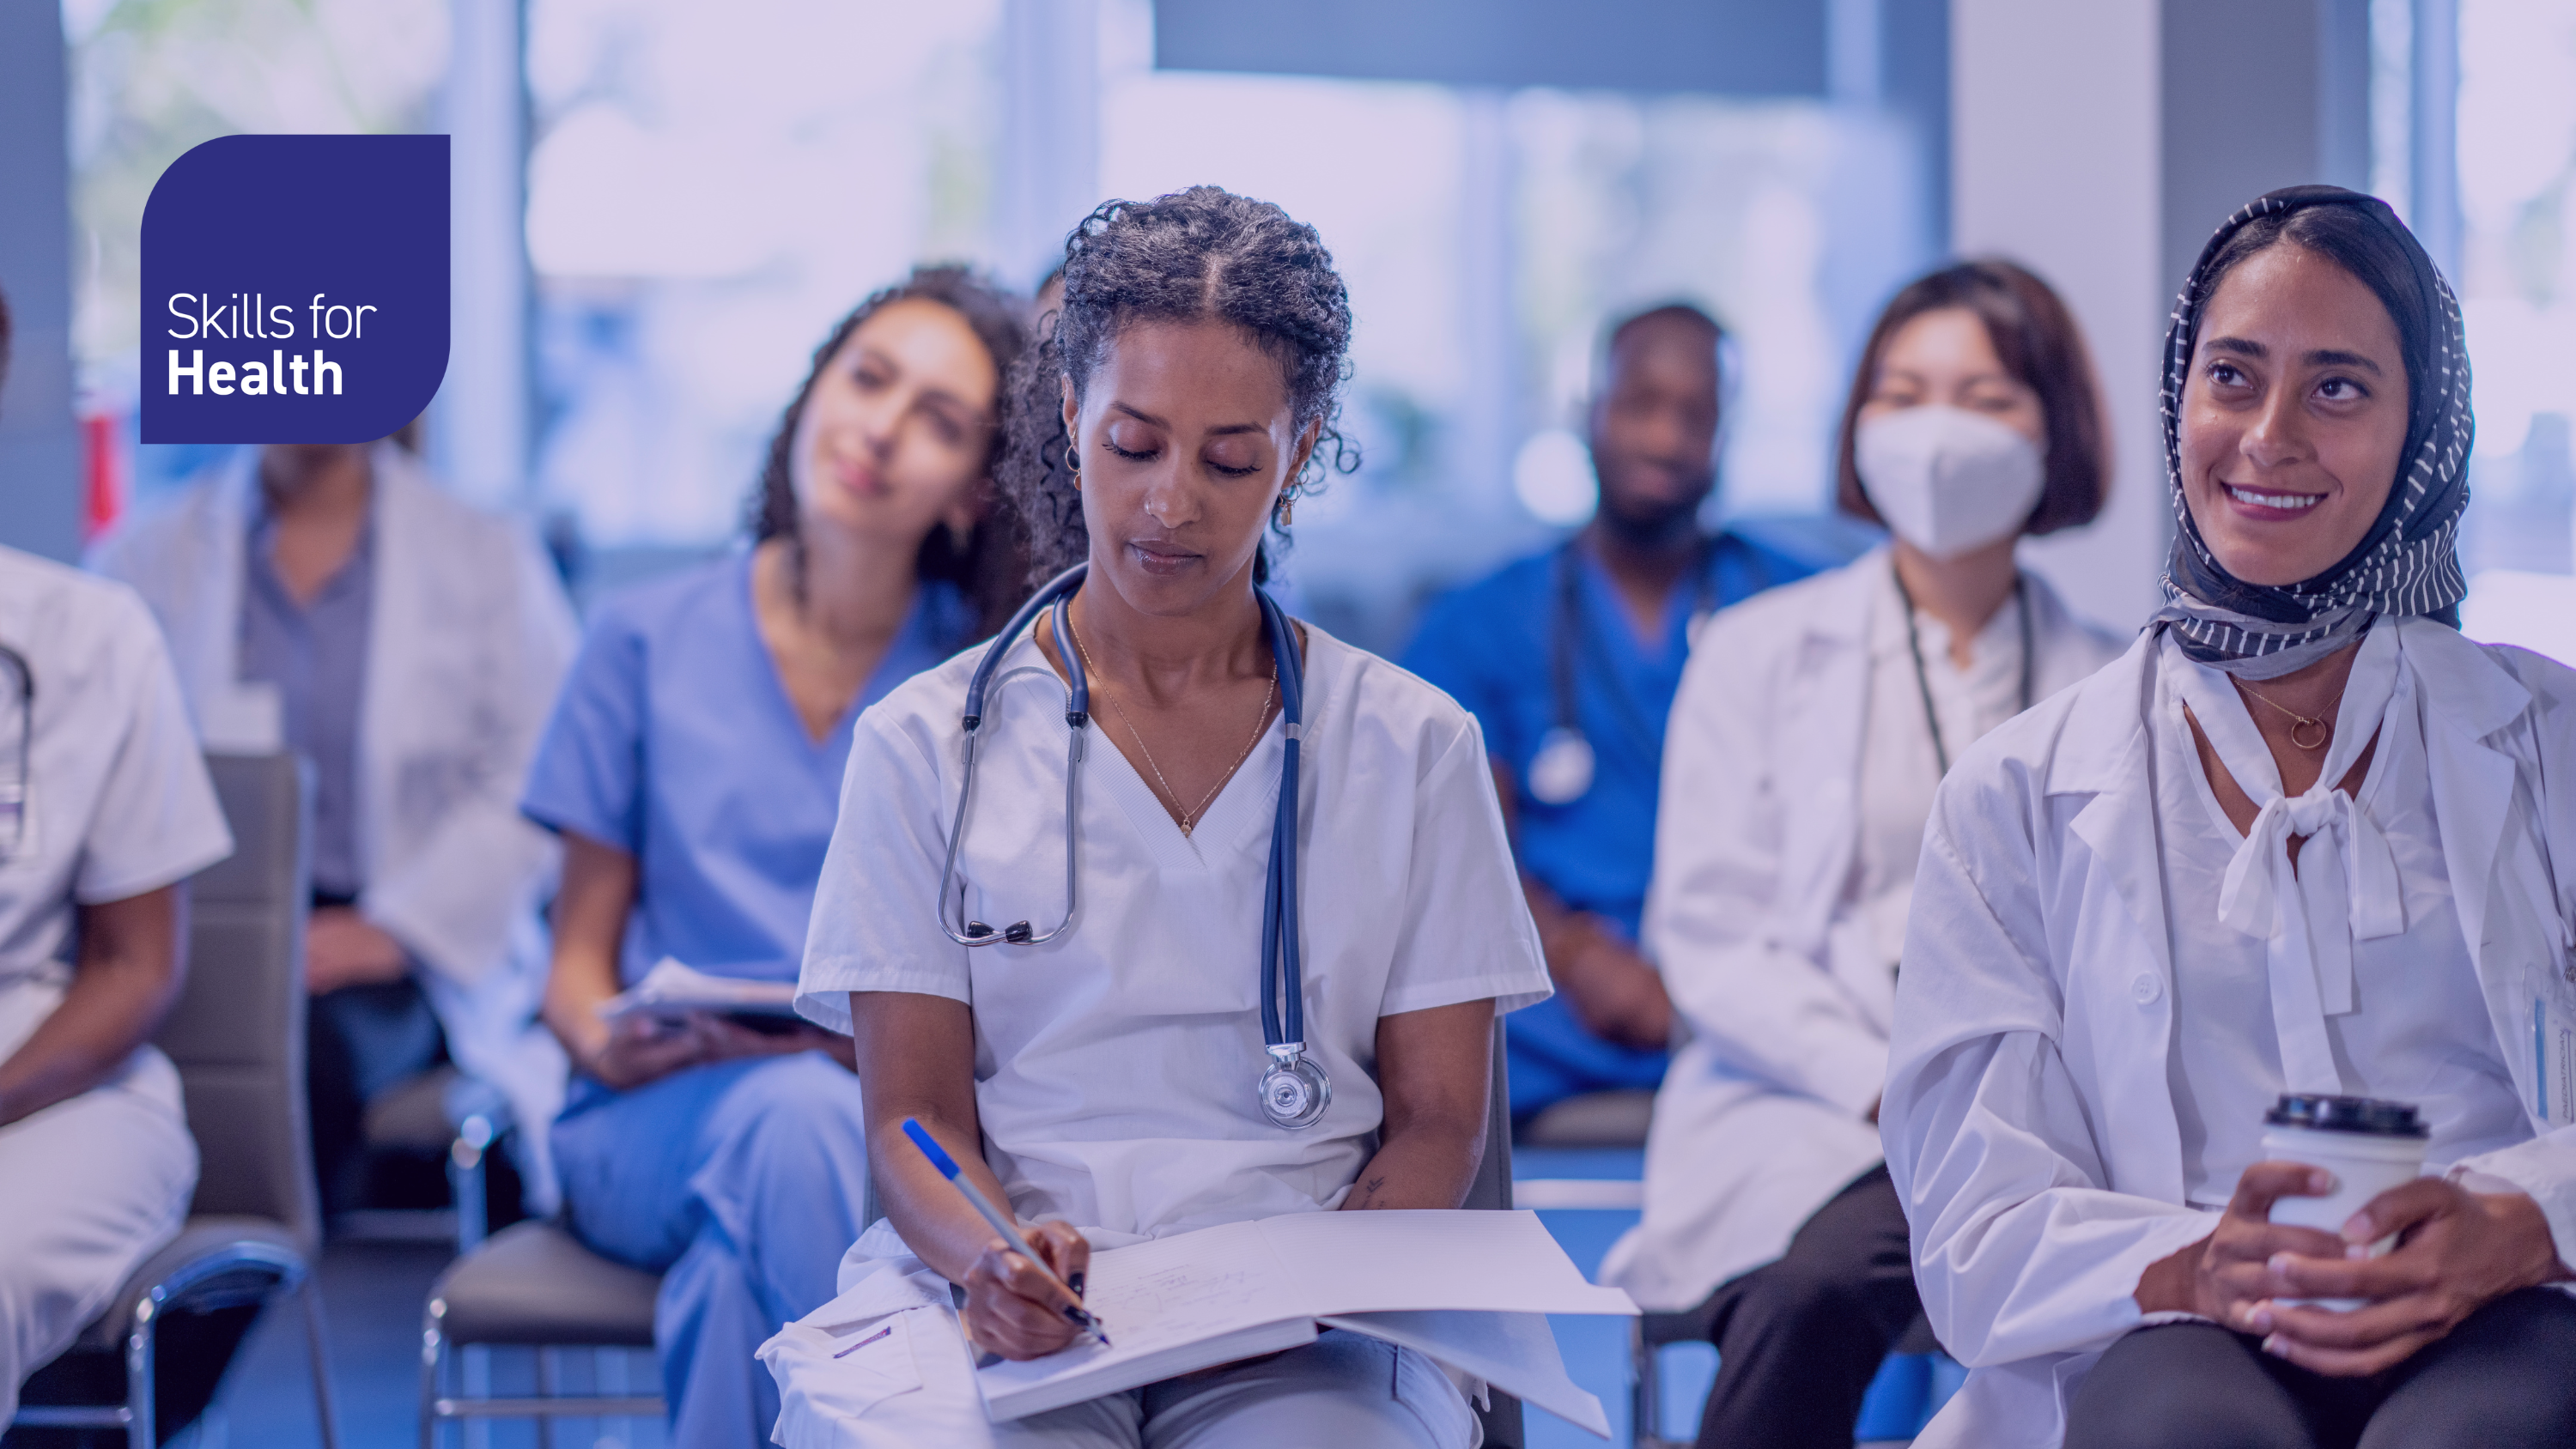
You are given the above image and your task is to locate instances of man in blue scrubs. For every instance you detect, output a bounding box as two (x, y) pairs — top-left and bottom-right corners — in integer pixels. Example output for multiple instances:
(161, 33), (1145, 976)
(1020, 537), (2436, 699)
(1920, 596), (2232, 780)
(1404, 305), (1814, 1124)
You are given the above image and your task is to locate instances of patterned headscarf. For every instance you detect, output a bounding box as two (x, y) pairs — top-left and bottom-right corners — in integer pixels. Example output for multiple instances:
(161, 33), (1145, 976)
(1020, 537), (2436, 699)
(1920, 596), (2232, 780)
(2155, 185), (2475, 678)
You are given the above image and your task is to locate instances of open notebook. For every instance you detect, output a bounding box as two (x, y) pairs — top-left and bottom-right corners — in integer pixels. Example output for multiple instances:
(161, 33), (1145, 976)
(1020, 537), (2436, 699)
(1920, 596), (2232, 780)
(597, 958), (799, 1023)
(971, 1210), (1636, 1435)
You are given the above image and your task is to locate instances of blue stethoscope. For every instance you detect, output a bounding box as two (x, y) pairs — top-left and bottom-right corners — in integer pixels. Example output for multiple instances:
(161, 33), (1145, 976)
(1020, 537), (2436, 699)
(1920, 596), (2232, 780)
(934, 563), (1330, 1130)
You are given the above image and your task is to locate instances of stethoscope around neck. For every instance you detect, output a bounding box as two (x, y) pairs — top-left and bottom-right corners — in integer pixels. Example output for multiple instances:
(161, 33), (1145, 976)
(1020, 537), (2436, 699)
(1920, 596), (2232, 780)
(1525, 537), (1723, 807)
(934, 562), (1330, 1131)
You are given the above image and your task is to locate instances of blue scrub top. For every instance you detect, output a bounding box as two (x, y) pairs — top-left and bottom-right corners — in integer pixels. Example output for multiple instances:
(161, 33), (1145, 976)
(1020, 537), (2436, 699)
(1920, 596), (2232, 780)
(1402, 530), (1814, 1112)
(521, 552), (973, 986)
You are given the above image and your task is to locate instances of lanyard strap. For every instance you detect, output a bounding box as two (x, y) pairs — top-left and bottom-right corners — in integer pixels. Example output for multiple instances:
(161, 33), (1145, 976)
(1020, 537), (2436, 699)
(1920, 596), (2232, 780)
(1892, 559), (2032, 777)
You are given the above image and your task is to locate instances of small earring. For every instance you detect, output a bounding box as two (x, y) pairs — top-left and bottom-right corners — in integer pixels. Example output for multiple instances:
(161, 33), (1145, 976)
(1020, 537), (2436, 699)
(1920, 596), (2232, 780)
(1063, 436), (1081, 476)
(1273, 491), (1294, 528)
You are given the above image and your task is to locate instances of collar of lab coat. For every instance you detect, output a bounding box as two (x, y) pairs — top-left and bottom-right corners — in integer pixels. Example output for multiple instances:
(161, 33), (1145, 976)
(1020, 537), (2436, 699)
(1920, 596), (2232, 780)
(1763, 550), (1881, 956)
(2039, 617), (2561, 1135)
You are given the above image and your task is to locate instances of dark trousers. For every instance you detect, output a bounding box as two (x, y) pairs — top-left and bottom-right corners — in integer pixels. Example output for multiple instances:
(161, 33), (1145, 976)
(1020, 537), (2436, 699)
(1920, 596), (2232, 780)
(2064, 1288), (2576, 1449)
(306, 974), (445, 1215)
(1682, 1164), (1923, 1449)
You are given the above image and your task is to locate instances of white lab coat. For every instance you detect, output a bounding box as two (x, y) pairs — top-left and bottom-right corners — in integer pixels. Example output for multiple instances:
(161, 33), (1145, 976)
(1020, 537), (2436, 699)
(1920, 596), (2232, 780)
(88, 446), (579, 1205)
(1883, 619), (2576, 1449)
(1598, 550), (2118, 1310)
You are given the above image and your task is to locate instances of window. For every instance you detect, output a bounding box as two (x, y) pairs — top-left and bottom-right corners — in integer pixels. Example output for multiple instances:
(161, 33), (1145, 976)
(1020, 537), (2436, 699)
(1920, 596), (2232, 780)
(2452, 0), (2576, 662)
(524, 0), (1006, 545)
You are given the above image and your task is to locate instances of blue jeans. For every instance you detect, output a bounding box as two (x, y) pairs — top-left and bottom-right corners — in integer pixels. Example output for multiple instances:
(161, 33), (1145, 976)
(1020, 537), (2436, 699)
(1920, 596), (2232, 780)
(552, 1052), (871, 1449)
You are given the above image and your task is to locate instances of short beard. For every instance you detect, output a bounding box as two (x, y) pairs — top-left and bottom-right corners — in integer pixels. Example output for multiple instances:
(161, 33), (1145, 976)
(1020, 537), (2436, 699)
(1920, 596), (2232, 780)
(1593, 491), (1707, 550)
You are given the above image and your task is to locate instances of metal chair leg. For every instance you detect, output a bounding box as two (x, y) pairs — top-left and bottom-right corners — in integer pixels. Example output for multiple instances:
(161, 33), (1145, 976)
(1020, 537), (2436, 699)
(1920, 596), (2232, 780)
(533, 1347), (556, 1449)
(123, 1297), (161, 1449)
(1630, 1318), (1663, 1449)
(419, 1305), (445, 1449)
(300, 1278), (343, 1449)
(449, 1116), (495, 1254)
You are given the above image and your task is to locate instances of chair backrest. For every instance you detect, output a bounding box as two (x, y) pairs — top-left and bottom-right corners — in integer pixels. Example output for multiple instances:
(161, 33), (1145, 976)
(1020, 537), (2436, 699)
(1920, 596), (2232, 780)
(1463, 1018), (1513, 1212)
(155, 753), (321, 1258)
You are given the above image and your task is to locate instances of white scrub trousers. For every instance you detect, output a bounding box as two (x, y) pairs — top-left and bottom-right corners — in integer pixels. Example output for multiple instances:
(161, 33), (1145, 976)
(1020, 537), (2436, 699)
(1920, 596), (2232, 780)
(0, 1042), (197, 1425)
(767, 1305), (1477, 1449)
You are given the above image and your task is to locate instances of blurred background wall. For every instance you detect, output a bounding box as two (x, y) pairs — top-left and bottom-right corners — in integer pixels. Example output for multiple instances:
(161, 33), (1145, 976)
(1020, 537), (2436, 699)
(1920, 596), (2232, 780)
(3, 0), (2570, 657)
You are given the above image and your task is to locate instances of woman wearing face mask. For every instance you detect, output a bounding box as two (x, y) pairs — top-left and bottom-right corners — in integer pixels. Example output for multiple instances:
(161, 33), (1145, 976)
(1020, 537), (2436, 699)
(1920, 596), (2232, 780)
(1597, 258), (2120, 1447)
(519, 266), (1029, 1449)
(1885, 188), (2576, 1449)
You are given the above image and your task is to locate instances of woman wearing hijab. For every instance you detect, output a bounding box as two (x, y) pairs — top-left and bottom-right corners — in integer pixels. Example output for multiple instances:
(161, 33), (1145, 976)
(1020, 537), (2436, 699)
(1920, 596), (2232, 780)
(1598, 259), (2120, 1447)
(1883, 185), (2576, 1448)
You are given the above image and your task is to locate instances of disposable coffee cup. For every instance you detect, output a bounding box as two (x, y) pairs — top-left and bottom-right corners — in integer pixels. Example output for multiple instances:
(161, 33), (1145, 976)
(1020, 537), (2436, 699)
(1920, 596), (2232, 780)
(2259, 1094), (2429, 1312)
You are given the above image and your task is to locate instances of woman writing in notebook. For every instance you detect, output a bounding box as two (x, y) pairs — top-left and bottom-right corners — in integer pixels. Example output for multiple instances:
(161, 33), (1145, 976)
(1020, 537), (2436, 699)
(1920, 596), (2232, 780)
(760, 188), (1552, 1448)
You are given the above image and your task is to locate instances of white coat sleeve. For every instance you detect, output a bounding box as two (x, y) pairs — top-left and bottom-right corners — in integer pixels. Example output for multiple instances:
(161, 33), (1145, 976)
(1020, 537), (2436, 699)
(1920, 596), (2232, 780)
(1645, 622), (1886, 1120)
(2448, 645), (2576, 1275)
(362, 530), (580, 986)
(1882, 762), (2213, 1369)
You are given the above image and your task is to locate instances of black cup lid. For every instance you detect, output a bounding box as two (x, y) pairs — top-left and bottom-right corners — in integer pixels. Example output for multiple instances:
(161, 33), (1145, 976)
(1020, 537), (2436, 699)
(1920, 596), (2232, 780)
(2265, 1094), (2428, 1137)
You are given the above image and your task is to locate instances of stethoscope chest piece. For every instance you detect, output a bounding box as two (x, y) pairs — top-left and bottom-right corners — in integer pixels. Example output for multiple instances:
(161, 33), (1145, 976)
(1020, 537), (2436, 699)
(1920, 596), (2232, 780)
(1259, 1045), (1332, 1130)
(1526, 725), (1595, 805)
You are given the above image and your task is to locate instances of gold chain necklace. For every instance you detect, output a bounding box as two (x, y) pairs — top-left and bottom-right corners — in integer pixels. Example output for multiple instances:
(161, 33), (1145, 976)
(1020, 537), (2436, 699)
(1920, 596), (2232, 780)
(2233, 678), (2332, 752)
(1068, 615), (1276, 836)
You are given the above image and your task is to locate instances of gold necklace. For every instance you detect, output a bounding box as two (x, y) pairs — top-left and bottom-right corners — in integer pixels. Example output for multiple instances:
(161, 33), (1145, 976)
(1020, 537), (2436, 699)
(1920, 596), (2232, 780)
(1068, 616), (1277, 836)
(2233, 678), (2332, 752)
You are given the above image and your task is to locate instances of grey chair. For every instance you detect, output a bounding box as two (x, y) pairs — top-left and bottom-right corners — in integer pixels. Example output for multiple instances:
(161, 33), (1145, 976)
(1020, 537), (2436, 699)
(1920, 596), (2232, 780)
(1461, 1019), (1527, 1448)
(351, 1063), (513, 1250)
(10, 753), (339, 1449)
(1516, 1088), (1656, 1149)
(422, 1022), (1533, 1446)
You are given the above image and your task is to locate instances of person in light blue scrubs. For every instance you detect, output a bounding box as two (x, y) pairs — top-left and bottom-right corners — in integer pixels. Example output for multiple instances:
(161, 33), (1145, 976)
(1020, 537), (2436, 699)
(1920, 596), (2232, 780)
(520, 266), (1030, 1449)
(1403, 305), (1820, 1125)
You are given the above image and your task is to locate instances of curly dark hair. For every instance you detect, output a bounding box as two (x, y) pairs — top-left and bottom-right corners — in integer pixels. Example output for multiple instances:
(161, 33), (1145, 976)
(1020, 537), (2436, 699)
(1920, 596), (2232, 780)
(746, 264), (1031, 638)
(999, 186), (1359, 585)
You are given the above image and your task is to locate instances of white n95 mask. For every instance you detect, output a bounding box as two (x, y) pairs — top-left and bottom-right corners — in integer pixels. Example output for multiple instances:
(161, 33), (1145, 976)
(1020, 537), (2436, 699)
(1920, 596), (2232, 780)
(1855, 405), (2046, 559)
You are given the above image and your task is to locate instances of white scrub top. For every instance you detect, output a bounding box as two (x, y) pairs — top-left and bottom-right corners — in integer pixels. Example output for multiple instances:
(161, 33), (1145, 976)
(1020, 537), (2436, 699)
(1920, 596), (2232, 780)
(798, 617), (1550, 1241)
(0, 546), (233, 1057)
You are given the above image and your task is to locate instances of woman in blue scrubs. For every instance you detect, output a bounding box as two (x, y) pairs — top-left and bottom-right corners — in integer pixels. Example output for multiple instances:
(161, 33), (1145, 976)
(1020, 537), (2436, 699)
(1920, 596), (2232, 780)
(520, 265), (1029, 1448)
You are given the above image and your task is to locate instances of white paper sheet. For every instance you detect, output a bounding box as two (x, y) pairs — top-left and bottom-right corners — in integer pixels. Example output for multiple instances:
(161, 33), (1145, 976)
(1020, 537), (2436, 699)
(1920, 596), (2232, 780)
(1266, 1210), (1638, 1317)
(1322, 1310), (1611, 1439)
(598, 957), (800, 1021)
(971, 1210), (1636, 1423)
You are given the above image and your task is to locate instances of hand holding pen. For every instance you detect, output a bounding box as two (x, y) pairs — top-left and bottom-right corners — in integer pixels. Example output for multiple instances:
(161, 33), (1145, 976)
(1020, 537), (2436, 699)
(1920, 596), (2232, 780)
(901, 1119), (1110, 1357)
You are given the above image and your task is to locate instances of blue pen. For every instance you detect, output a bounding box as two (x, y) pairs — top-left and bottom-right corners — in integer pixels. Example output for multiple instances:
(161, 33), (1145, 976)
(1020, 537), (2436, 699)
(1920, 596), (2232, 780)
(901, 1118), (1110, 1349)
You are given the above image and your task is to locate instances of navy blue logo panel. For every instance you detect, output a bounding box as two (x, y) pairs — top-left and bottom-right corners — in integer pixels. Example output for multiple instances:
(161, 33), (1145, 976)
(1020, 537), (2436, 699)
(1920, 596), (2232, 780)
(143, 134), (449, 444)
